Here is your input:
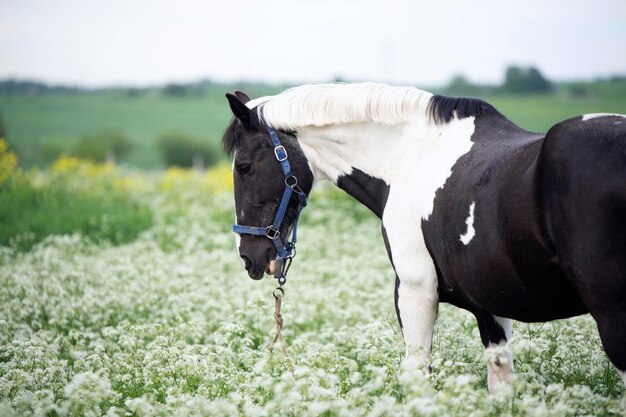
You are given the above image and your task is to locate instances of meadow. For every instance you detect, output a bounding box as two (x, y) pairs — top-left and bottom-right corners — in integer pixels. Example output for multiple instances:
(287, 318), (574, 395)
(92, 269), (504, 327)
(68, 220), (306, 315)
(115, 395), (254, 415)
(2, 79), (626, 169)
(0, 84), (284, 169)
(1, 147), (625, 416)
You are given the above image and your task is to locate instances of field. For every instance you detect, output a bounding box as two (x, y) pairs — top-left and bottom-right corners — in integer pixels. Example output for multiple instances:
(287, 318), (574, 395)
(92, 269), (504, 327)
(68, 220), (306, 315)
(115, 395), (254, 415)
(2, 80), (626, 169)
(1, 153), (625, 416)
(0, 84), (284, 169)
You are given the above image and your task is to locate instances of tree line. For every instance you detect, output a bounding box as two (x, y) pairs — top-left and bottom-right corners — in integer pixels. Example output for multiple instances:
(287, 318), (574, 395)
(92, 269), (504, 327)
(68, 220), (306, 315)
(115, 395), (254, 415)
(1, 67), (624, 98)
(444, 65), (554, 96)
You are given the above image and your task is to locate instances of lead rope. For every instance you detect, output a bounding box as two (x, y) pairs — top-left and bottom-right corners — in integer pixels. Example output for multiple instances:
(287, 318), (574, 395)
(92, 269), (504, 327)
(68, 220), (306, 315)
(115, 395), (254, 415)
(268, 286), (295, 376)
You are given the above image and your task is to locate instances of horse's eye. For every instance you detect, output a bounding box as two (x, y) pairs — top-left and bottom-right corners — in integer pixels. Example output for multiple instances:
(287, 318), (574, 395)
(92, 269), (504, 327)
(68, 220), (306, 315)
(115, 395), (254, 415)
(237, 163), (251, 175)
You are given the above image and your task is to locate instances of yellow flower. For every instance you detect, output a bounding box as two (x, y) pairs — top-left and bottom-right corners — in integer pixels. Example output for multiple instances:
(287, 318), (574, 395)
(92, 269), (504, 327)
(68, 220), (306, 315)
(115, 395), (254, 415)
(0, 138), (18, 184)
(205, 161), (234, 194)
(51, 155), (116, 179)
(51, 155), (82, 173)
(157, 162), (233, 194)
(115, 171), (151, 193)
(159, 166), (196, 191)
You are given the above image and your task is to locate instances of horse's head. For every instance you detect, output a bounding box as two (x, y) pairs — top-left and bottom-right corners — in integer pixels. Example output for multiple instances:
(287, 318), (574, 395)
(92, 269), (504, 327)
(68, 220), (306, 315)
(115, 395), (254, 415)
(223, 91), (314, 280)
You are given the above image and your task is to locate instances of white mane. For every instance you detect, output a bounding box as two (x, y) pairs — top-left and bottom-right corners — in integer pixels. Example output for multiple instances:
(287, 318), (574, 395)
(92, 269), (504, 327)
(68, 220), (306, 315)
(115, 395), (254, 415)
(247, 82), (433, 130)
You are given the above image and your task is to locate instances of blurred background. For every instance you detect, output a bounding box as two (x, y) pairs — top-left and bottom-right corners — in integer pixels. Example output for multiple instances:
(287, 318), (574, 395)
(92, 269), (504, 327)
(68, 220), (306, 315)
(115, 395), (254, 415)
(1, 0), (625, 170)
(1, 0), (626, 249)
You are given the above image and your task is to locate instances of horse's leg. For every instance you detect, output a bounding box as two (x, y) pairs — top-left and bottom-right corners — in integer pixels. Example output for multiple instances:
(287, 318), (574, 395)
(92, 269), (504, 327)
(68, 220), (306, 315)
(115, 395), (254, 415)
(382, 225), (439, 372)
(569, 207), (626, 386)
(544, 182), (626, 387)
(475, 313), (514, 393)
(567, 278), (626, 388)
(549, 210), (626, 387)
(591, 308), (626, 389)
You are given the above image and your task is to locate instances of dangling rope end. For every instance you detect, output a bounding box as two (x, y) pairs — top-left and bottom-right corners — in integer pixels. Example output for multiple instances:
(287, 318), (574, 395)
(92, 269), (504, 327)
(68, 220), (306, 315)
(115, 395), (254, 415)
(268, 285), (294, 376)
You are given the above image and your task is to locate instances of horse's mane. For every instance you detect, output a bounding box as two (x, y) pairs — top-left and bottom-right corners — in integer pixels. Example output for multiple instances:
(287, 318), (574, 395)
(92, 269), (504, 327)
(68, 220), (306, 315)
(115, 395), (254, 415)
(223, 82), (499, 156)
(223, 117), (244, 157)
(249, 82), (432, 130)
(427, 94), (499, 124)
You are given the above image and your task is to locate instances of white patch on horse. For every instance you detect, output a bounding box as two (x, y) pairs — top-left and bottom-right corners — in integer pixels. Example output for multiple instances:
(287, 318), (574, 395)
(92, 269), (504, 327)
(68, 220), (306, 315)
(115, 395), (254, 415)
(232, 152), (243, 253)
(581, 113), (626, 121)
(377, 114), (474, 370)
(385, 116), (476, 369)
(235, 233), (241, 251)
(459, 202), (476, 245)
(298, 122), (412, 182)
(494, 315), (512, 340)
(486, 342), (514, 393)
(234, 214), (242, 252)
(486, 316), (514, 393)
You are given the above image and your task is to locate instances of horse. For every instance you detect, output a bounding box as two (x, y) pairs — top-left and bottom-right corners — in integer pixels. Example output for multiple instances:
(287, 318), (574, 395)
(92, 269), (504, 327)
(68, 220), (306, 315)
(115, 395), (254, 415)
(222, 82), (626, 393)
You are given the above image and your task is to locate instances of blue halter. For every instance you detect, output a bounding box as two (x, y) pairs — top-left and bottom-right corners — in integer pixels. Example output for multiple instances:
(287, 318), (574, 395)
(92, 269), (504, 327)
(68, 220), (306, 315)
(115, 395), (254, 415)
(231, 127), (308, 284)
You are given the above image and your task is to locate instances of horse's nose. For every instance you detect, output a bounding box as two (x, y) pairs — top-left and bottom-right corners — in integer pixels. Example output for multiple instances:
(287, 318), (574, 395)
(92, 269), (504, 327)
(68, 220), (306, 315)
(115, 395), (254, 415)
(241, 254), (252, 271)
(240, 254), (264, 280)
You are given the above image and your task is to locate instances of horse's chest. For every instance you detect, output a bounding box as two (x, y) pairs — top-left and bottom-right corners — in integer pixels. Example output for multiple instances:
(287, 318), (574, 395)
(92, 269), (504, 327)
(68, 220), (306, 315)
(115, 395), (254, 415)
(381, 120), (478, 286)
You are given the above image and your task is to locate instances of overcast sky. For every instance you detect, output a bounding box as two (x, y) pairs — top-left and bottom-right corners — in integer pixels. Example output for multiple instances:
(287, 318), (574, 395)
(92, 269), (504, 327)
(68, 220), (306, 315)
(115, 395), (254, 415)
(1, 0), (625, 87)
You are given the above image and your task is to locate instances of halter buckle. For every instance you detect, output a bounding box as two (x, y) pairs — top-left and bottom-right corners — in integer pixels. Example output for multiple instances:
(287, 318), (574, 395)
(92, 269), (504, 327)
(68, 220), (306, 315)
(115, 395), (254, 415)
(274, 146), (288, 162)
(266, 226), (280, 240)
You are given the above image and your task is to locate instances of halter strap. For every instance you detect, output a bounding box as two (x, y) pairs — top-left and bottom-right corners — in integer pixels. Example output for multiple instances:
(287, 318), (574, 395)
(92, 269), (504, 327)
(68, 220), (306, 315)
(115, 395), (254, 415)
(232, 127), (308, 283)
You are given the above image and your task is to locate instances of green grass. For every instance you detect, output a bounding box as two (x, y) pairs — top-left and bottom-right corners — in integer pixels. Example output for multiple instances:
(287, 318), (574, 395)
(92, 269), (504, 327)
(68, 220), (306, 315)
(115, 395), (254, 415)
(0, 84), (284, 169)
(487, 94), (626, 132)
(0, 93), (234, 168)
(0, 172), (152, 251)
(1, 82), (626, 169)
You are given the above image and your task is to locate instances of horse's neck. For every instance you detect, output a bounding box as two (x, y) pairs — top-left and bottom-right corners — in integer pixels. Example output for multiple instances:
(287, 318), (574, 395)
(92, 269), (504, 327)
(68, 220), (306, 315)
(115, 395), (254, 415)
(297, 120), (421, 183)
(297, 117), (476, 183)
(297, 116), (477, 218)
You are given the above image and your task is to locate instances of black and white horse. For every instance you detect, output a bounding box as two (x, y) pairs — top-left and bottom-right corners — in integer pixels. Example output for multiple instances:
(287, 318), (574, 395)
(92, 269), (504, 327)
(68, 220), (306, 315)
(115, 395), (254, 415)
(223, 83), (626, 393)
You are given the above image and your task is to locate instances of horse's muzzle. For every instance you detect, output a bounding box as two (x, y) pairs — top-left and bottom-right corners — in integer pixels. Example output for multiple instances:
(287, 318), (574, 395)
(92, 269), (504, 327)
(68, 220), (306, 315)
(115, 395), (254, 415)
(241, 254), (264, 280)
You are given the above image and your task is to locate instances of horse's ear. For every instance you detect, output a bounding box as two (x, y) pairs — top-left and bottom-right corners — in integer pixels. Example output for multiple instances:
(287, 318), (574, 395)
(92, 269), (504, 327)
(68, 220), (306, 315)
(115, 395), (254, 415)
(226, 93), (257, 130)
(234, 90), (251, 104)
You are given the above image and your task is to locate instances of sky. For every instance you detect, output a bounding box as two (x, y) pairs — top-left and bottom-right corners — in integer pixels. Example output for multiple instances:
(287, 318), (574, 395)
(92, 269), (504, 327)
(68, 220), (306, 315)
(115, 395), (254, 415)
(1, 0), (625, 87)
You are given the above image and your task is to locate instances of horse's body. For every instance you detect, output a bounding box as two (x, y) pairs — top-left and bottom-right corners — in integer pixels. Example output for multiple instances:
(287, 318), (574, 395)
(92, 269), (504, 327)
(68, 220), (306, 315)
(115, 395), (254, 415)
(223, 83), (626, 392)
(424, 112), (585, 322)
